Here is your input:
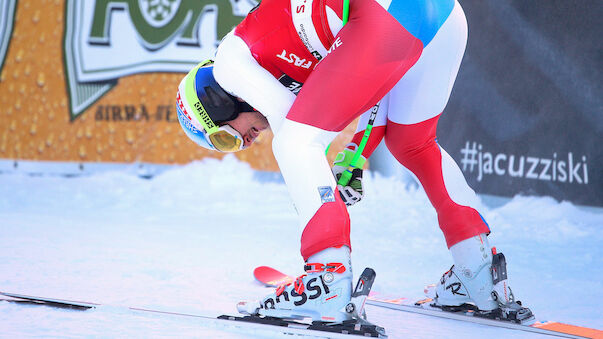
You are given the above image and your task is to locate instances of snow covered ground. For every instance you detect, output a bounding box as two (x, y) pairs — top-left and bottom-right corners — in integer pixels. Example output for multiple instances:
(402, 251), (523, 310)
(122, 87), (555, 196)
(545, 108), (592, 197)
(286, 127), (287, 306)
(1, 156), (601, 338)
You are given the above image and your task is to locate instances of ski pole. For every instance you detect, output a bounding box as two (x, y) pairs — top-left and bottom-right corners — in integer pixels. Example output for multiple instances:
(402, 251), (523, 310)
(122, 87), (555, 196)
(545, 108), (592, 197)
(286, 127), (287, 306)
(337, 103), (379, 186)
(343, 0), (350, 24)
(329, 1), (379, 186)
(325, 0), (350, 156)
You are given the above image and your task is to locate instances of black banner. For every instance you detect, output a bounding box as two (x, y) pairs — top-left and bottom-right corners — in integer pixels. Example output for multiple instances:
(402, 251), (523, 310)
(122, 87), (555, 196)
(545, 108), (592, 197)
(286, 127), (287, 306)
(438, 0), (603, 207)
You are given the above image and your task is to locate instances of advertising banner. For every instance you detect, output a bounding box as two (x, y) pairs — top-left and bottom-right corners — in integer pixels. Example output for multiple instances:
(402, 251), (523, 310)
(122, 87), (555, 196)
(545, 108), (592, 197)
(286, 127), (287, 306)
(0, 0), (355, 171)
(437, 0), (602, 207)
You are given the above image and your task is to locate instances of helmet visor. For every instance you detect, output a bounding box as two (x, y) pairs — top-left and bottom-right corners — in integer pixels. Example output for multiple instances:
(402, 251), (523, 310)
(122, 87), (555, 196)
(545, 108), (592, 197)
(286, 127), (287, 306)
(208, 125), (245, 152)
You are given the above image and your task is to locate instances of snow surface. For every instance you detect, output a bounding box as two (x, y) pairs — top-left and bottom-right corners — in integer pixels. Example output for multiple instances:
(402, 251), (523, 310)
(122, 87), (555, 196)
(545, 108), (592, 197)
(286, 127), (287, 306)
(1, 156), (601, 338)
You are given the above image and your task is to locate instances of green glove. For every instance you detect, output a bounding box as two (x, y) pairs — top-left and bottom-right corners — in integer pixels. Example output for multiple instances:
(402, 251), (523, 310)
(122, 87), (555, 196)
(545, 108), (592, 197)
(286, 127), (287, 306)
(332, 147), (366, 206)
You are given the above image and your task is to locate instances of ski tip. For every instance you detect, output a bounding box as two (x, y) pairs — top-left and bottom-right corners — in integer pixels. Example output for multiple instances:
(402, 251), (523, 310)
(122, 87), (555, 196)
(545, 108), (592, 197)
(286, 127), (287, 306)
(253, 266), (295, 287)
(253, 266), (275, 275)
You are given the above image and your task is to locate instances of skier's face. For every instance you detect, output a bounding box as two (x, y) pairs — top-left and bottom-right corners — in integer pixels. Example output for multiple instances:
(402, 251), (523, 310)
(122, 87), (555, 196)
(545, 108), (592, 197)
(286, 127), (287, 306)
(223, 111), (269, 148)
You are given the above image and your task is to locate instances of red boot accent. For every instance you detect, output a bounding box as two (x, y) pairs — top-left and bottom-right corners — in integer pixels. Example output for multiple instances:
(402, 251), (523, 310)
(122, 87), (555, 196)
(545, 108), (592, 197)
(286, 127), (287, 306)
(304, 262), (346, 274)
(294, 275), (306, 294)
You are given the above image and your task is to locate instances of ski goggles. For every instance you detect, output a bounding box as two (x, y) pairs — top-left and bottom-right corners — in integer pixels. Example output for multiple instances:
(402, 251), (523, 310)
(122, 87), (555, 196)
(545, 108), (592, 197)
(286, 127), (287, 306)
(205, 124), (245, 152)
(176, 104), (245, 152)
(180, 63), (249, 153)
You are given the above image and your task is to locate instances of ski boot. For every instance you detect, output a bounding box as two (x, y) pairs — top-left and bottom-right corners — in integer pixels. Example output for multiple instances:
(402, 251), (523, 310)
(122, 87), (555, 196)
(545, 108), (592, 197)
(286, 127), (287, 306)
(239, 249), (386, 336)
(238, 246), (355, 322)
(425, 234), (534, 324)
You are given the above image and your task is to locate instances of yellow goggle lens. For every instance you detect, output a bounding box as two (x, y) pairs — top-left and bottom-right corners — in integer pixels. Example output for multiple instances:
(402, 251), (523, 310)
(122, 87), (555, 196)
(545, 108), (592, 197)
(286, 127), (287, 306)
(209, 129), (243, 152)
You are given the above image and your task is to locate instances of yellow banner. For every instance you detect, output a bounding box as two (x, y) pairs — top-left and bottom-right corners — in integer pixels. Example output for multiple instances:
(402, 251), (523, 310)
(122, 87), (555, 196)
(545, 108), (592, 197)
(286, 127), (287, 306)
(0, 0), (355, 171)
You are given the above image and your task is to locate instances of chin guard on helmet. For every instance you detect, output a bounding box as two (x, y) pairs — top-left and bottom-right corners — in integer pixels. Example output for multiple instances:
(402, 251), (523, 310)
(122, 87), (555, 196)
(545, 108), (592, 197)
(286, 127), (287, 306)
(176, 60), (256, 152)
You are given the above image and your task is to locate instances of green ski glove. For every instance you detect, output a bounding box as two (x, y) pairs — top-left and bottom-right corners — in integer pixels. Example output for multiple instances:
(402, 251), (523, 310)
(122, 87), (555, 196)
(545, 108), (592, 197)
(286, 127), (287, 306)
(332, 147), (366, 206)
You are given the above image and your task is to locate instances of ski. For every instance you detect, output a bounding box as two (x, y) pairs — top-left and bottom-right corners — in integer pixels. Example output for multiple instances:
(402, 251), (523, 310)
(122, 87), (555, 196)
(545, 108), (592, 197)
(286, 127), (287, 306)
(0, 291), (384, 338)
(253, 266), (601, 339)
(254, 266), (295, 287)
(367, 295), (596, 339)
(218, 315), (383, 337)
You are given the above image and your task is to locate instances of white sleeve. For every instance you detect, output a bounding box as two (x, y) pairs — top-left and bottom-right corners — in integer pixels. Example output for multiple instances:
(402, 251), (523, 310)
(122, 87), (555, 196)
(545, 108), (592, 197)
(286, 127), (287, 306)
(213, 32), (295, 134)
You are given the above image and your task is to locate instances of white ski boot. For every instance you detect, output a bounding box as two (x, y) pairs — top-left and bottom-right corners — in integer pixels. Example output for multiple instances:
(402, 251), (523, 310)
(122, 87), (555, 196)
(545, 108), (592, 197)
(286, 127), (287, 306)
(425, 234), (534, 323)
(238, 246), (354, 323)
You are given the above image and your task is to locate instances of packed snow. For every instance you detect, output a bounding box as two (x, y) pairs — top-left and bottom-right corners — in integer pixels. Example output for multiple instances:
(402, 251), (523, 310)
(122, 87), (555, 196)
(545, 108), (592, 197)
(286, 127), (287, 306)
(1, 156), (601, 338)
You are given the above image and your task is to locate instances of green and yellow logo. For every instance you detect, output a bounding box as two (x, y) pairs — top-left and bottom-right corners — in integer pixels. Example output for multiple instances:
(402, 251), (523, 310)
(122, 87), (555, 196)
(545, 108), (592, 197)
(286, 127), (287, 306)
(64, 0), (254, 120)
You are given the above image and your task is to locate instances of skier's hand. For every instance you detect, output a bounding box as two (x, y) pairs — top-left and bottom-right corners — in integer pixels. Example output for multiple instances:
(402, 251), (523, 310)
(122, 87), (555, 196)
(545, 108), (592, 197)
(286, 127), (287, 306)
(332, 147), (366, 206)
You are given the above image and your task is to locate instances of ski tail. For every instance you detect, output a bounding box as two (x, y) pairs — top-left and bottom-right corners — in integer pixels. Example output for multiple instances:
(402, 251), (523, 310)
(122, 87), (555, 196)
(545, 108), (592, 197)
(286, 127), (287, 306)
(531, 322), (602, 339)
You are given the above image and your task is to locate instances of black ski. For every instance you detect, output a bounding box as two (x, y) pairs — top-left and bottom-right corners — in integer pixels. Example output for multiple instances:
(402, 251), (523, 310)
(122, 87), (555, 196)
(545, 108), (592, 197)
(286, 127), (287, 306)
(0, 291), (386, 338)
(0, 291), (98, 310)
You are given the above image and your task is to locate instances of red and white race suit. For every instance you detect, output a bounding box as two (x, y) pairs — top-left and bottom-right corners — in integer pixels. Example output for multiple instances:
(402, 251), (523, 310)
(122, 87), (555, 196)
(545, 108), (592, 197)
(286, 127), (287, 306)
(213, 0), (490, 260)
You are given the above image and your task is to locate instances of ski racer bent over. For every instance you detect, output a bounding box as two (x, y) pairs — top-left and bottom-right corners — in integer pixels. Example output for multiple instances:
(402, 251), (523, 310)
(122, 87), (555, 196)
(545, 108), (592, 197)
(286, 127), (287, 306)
(175, 0), (533, 324)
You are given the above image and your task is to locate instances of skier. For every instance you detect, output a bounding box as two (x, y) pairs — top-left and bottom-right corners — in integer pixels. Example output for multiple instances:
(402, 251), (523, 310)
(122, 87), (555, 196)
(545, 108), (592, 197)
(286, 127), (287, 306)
(176, 0), (532, 324)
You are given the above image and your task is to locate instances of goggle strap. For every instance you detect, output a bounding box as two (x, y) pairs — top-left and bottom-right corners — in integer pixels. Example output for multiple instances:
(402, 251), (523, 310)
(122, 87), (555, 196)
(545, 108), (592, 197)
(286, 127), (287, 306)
(184, 62), (217, 133)
(238, 101), (256, 113)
